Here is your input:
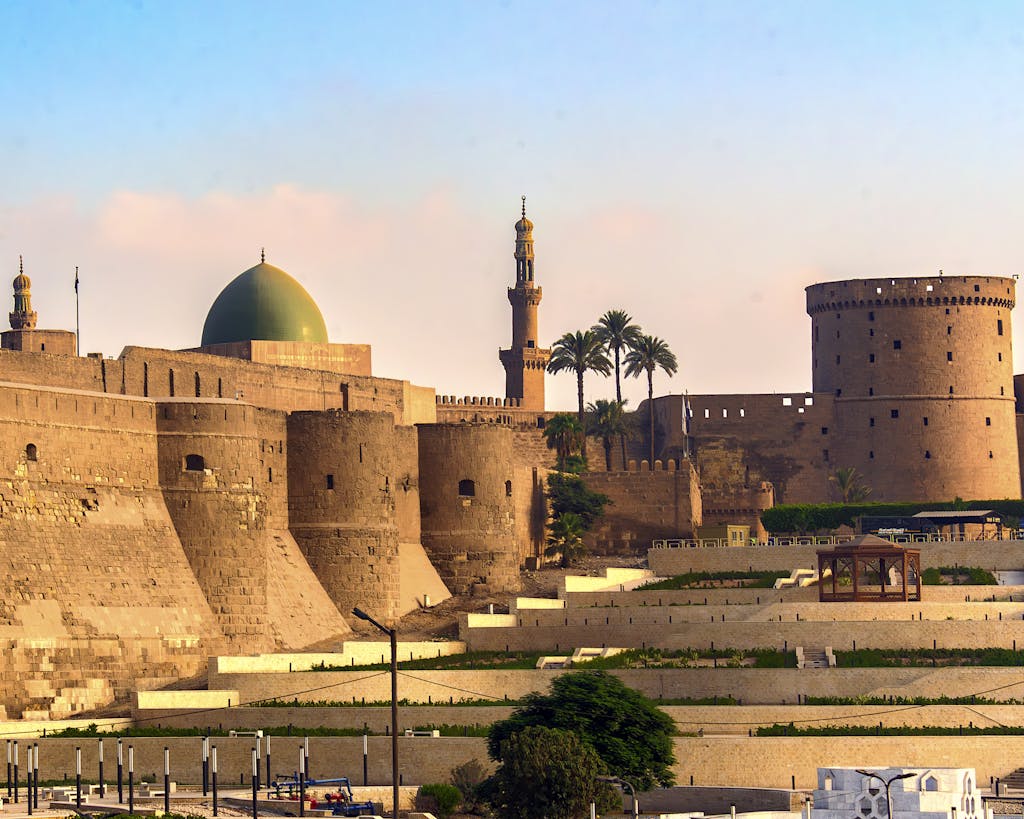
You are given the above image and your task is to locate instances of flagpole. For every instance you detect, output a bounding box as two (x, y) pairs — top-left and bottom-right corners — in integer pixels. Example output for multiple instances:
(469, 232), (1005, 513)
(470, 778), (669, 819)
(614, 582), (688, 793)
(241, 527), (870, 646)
(74, 266), (80, 356)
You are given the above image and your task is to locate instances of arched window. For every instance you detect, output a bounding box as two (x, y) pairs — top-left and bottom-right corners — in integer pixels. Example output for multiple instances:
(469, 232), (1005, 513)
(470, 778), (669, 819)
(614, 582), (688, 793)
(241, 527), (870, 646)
(458, 479), (476, 497)
(184, 453), (205, 471)
(505, 480), (513, 497)
(25, 443), (37, 462)
(194, 372), (201, 397)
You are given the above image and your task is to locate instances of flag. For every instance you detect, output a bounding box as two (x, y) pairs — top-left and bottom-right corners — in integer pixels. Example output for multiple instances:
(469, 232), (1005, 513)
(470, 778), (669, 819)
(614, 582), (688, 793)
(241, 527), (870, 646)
(74, 266), (79, 294)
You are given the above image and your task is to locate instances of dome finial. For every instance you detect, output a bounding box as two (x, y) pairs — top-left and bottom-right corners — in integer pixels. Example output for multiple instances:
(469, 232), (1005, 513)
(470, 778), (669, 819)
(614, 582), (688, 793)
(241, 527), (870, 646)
(260, 247), (265, 264)
(521, 195), (526, 218)
(19, 255), (23, 275)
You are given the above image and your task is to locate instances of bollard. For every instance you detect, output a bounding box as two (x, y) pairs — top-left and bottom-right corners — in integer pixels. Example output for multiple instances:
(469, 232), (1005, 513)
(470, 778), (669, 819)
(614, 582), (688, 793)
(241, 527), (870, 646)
(251, 748), (259, 819)
(128, 746), (135, 816)
(76, 746), (82, 808)
(13, 740), (18, 804)
(299, 746), (306, 818)
(117, 738), (124, 803)
(32, 743), (38, 810)
(164, 747), (171, 816)
(256, 735), (262, 791)
(304, 736), (310, 780)
(363, 734), (368, 787)
(265, 734), (271, 788)
(202, 736), (209, 797)
(98, 737), (105, 798)
(212, 746), (219, 818)
(5, 739), (10, 800)
(25, 746), (32, 817)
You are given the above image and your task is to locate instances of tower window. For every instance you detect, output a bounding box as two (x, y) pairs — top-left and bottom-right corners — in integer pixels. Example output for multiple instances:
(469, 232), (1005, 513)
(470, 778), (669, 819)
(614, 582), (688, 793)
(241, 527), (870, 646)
(821, 427), (829, 435)
(527, 340), (535, 348)
(998, 319), (1004, 335)
(891, 409), (899, 419)
(868, 387), (874, 396)
(945, 308), (951, 315)
(950, 386), (954, 394)
(458, 479), (476, 497)
(869, 417), (875, 427)
(947, 351), (953, 362)
(925, 450), (931, 459)
(835, 389), (842, 397)
(194, 371), (201, 397)
(947, 326), (952, 335)
(999, 352), (1003, 361)
(835, 355), (840, 364)
(869, 329), (874, 337)
(25, 443), (38, 462)
(990, 451), (994, 459)
(986, 417), (991, 426)
(923, 417), (929, 426)
(975, 284), (980, 292)
(505, 480), (513, 497)
(893, 340), (902, 350)
(267, 467), (273, 483)
(326, 474), (335, 490)
(823, 449), (829, 462)
(868, 311), (875, 321)
(184, 454), (205, 471)
(869, 450), (874, 459)
(169, 369), (175, 396)
(869, 354), (875, 363)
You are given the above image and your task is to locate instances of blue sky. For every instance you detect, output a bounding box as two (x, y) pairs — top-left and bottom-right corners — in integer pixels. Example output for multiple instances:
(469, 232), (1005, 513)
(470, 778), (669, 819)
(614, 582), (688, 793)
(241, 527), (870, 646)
(4, 1), (1024, 410)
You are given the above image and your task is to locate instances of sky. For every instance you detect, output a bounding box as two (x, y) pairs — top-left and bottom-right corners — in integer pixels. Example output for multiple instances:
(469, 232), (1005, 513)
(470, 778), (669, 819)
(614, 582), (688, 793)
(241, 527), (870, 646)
(4, 1), (1024, 411)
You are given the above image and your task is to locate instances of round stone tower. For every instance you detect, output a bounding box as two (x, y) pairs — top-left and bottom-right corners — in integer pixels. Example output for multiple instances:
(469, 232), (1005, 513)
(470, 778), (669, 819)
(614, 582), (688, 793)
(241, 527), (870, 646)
(417, 423), (520, 594)
(806, 275), (1019, 501)
(287, 410), (401, 622)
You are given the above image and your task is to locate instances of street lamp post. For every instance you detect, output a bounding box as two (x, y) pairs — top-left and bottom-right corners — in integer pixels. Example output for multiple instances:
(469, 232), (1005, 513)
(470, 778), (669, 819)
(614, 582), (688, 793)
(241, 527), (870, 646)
(856, 769), (915, 819)
(597, 775), (639, 818)
(353, 607), (399, 819)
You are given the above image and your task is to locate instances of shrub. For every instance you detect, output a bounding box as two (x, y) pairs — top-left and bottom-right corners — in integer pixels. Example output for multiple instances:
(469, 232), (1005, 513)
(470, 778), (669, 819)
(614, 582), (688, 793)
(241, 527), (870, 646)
(418, 783), (462, 818)
(450, 759), (488, 813)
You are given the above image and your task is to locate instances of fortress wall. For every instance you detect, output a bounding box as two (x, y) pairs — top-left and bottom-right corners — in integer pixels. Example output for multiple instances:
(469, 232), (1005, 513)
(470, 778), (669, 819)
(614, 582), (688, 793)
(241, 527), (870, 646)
(155, 401), (274, 651)
(207, 666), (1024, 707)
(393, 425), (422, 545)
(417, 424), (520, 594)
(510, 429), (552, 564)
(117, 346), (423, 422)
(0, 348), (106, 390)
(581, 462), (702, 554)
(287, 411), (401, 622)
(685, 393), (836, 504)
(648, 540), (1024, 576)
(0, 383), (226, 717)
(807, 276), (1020, 501)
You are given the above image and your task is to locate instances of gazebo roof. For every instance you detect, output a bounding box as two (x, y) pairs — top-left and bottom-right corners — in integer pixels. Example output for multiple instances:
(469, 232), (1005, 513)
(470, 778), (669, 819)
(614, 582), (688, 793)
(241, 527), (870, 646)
(818, 534), (920, 558)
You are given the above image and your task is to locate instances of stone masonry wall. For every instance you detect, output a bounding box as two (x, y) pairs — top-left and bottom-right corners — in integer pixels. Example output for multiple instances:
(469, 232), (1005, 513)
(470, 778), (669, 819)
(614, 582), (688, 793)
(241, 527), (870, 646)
(417, 424), (520, 595)
(582, 460), (702, 553)
(287, 411), (401, 622)
(0, 383), (226, 717)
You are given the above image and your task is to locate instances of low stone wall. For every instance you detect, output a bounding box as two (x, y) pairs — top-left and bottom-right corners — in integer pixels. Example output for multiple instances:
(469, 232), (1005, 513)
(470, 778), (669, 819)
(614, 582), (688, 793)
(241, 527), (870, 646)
(459, 616), (1024, 652)
(209, 643), (466, 675)
(207, 666), (1024, 706)
(649, 540), (1024, 575)
(677, 735), (1024, 789)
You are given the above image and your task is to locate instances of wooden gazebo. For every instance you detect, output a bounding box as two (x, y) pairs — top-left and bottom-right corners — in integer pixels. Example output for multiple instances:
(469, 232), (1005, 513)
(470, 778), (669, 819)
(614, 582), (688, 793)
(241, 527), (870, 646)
(816, 534), (921, 602)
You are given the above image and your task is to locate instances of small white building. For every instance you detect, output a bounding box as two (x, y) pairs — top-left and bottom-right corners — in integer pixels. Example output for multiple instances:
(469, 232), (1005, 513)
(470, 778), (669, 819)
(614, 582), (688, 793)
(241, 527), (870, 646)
(811, 767), (983, 819)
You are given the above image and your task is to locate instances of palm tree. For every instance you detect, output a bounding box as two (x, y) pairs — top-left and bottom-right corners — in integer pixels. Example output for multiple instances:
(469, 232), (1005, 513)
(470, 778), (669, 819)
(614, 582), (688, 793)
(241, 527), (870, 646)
(544, 511), (587, 567)
(543, 413), (584, 471)
(593, 310), (642, 467)
(624, 334), (678, 466)
(829, 466), (872, 503)
(547, 330), (612, 456)
(587, 399), (627, 471)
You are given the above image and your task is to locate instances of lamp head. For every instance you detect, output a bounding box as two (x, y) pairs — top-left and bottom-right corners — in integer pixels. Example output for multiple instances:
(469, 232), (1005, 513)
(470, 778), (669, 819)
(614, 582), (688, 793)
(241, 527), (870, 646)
(352, 608), (371, 622)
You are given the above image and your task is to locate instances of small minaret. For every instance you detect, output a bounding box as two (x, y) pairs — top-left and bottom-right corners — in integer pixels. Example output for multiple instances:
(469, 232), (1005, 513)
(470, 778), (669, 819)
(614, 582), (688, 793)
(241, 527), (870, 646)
(499, 197), (551, 411)
(10, 256), (37, 330)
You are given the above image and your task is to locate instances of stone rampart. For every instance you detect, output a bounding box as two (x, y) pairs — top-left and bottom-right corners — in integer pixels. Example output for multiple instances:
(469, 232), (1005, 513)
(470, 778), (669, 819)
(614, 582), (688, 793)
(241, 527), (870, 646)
(417, 424), (521, 594)
(582, 460), (702, 552)
(287, 411), (402, 621)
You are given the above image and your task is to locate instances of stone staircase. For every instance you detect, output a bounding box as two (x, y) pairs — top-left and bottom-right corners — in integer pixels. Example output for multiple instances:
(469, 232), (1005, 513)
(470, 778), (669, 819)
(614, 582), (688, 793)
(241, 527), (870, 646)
(1000, 768), (1024, 790)
(796, 647), (832, 669)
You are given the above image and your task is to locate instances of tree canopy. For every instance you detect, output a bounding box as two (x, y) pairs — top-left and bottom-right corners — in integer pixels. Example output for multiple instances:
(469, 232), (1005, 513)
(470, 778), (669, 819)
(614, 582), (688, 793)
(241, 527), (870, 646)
(487, 671), (676, 791)
(485, 725), (621, 819)
(546, 472), (610, 530)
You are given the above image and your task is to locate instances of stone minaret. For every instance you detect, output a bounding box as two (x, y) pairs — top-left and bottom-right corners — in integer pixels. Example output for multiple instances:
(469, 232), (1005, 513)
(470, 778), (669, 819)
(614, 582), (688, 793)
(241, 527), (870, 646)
(499, 197), (551, 411)
(10, 257), (37, 330)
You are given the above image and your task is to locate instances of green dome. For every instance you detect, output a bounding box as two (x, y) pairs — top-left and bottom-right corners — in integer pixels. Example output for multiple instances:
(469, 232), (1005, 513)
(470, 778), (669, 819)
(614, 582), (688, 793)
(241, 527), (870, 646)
(201, 262), (329, 346)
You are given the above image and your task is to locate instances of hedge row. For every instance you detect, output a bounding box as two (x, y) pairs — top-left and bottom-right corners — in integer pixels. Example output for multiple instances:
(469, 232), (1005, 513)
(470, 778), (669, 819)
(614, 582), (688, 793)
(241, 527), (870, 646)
(761, 499), (1024, 534)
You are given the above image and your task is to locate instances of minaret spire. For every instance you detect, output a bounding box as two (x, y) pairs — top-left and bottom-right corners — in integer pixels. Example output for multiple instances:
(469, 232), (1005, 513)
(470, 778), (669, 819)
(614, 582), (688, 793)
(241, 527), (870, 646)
(10, 256), (38, 330)
(260, 247), (266, 264)
(499, 197), (550, 411)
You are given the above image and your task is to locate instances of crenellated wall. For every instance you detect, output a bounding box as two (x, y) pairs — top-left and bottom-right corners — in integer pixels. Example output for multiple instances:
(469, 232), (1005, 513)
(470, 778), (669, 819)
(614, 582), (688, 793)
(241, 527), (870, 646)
(417, 424), (521, 594)
(582, 459), (703, 553)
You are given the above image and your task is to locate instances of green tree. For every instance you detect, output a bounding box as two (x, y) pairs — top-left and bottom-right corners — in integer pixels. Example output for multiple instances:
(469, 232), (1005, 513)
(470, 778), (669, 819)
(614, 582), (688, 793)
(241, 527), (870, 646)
(829, 466), (872, 503)
(486, 725), (620, 819)
(546, 472), (610, 530)
(487, 671), (676, 791)
(594, 310), (642, 467)
(545, 511), (587, 567)
(587, 398), (628, 471)
(624, 334), (679, 466)
(543, 412), (585, 472)
(548, 329), (612, 456)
